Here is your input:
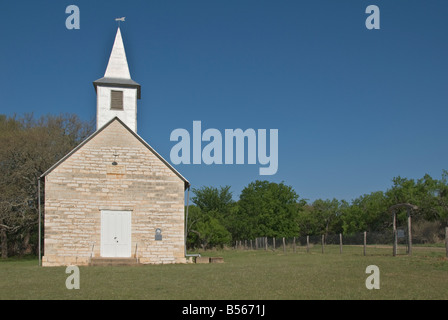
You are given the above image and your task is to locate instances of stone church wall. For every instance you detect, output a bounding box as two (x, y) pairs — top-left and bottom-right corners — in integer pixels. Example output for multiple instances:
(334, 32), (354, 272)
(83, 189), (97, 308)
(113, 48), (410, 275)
(42, 120), (186, 266)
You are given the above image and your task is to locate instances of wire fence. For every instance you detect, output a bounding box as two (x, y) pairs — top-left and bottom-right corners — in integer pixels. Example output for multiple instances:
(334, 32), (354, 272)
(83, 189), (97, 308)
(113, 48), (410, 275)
(232, 228), (448, 256)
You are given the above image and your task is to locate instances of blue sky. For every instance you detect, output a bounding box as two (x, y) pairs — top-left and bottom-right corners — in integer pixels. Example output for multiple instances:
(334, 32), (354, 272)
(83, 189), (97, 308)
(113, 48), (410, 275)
(1, 1), (447, 203)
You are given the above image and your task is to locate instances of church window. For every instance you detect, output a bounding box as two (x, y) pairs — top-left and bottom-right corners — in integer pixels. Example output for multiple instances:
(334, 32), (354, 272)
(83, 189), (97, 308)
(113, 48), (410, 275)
(110, 90), (123, 110)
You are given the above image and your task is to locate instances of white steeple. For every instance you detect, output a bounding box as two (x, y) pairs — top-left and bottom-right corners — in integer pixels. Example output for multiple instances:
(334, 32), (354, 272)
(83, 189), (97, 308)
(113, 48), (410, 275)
(104, 27), (131, 79)
(93, 27), (141, 132)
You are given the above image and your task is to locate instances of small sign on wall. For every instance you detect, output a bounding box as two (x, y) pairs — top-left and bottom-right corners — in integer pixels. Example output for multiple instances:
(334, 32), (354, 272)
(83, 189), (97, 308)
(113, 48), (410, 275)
(155, 228), (162, 241)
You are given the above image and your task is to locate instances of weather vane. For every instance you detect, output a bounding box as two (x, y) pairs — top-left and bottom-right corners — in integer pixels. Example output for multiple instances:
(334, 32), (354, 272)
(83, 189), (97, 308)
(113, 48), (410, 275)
(115, 17), (125, 27)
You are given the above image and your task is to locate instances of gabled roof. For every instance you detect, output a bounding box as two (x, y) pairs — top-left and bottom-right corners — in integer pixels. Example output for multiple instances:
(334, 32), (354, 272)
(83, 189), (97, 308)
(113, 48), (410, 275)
(40, 117), (190, 190)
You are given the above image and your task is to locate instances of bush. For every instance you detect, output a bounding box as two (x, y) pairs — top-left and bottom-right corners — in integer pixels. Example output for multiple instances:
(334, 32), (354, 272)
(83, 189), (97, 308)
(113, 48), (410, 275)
(412, 220), (445, 244)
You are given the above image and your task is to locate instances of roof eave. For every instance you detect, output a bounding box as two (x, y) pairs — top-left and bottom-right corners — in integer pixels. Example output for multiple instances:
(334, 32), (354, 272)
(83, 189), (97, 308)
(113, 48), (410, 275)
(93, 77), (141, 99)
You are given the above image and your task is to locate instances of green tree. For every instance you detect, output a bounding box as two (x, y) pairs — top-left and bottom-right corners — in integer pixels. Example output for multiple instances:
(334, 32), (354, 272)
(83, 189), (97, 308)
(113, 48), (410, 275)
(309, 198), (343, 236)
(297, 204), (319, 236)
(414, 174), (448, 222)
(186, 185), (234, 249)
(438, 170), (448, 224)
(191, 185), (234, 215)
(185, 205), (231, 250)
(191, 185), (235, 234)
(194, 214), (232, 250)
(385, 173), (448, 224)
(341, 191), (388, 234)
(235, 180), (303, 239)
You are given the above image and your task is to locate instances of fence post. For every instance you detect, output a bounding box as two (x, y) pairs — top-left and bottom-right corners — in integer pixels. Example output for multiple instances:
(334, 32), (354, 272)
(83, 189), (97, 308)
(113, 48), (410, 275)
(306, 235), (310, 253)
(445, 227), (448, 258)
(321, 234), (324, 254)
(273, 237), (276, 250)
(293, 237), (296, 253)
(339, 233), (343, 254)
(282, 237), (286, 253)
(407, 209), (412, 256)
(265, 237), (268, 251)
(393, 212), (397, 257)
(363, 231), (367, 256)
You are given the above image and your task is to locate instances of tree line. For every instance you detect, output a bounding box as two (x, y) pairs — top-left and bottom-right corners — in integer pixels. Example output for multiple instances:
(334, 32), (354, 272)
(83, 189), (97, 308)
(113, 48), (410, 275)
(186, 175), (448, 250)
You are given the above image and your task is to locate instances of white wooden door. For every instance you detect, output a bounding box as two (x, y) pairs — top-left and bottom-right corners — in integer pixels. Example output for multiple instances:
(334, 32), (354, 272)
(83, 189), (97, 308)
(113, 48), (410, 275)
(100, 210), (131, 257)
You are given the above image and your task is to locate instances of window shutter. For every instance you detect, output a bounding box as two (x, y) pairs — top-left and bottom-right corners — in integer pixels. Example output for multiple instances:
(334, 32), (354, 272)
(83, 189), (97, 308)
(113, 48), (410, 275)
(110, 90), (123, 110)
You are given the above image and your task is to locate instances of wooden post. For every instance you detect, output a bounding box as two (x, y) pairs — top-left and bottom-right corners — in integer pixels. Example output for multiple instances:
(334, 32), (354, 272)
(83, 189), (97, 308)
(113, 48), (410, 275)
(250, 239), (253, 250)
(273, 237), (276, 250)
(306, 235), (310, 253)
(393, 212), (397, 257)
(293, 237), (296, 253)
(265, 237), (268, 251)
(407, 209), (412, 256)
(445, 227), (448, 258)
(339, 233), (343, 254)
(38, 178), (41, 266)
(282, 237), (286, 253)
(389, 203), (417, 257)
(363, 231), (367, 256)
(321, 234), (324, 254)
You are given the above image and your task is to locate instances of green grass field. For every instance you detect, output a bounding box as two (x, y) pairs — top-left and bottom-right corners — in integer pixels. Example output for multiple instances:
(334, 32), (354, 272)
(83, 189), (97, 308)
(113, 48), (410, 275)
(1, 245), (447, 300)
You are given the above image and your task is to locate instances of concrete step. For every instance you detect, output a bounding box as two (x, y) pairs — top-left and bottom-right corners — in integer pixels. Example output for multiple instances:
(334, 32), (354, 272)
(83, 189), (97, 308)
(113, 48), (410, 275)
(89, 257), (141, 266)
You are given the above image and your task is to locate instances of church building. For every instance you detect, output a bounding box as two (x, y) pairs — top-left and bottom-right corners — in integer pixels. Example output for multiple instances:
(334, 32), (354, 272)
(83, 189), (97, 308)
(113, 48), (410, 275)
(40, 27), (190, 266)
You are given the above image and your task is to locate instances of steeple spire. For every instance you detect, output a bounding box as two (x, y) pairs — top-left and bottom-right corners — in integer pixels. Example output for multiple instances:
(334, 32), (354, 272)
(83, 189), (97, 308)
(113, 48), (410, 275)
(104, 27), (131, 79)
(93, 27), (141, 133)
